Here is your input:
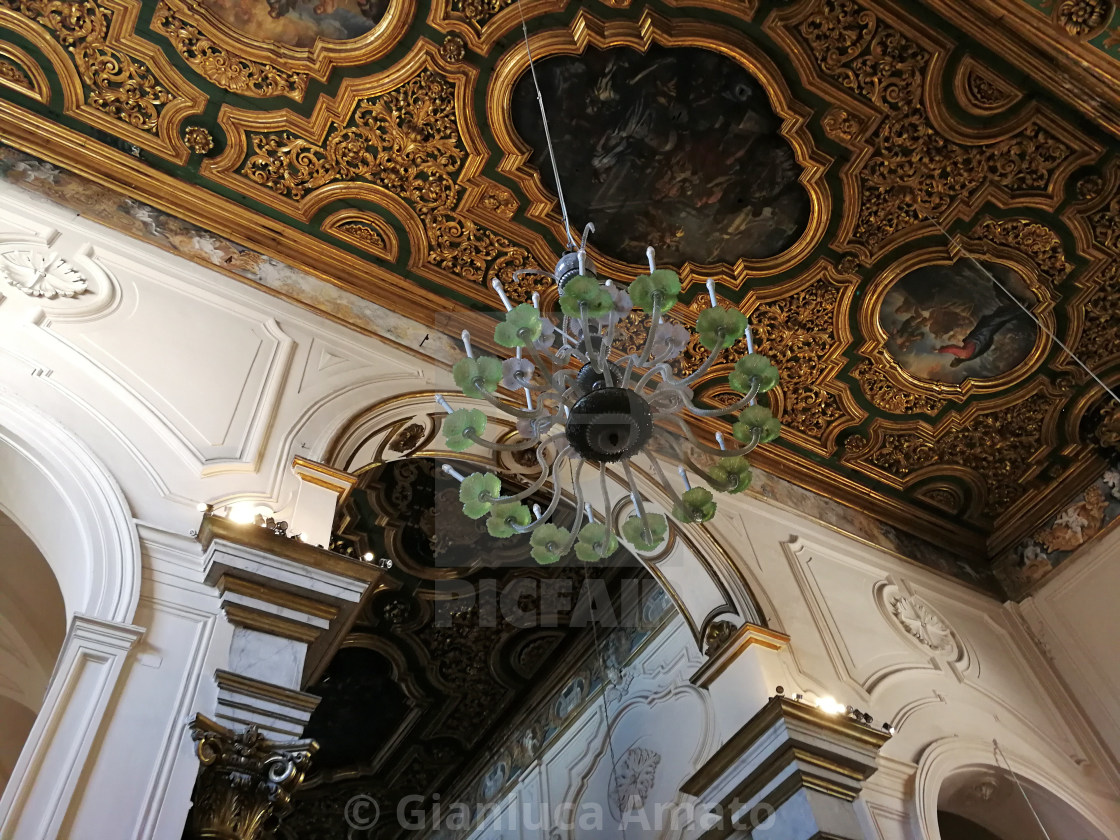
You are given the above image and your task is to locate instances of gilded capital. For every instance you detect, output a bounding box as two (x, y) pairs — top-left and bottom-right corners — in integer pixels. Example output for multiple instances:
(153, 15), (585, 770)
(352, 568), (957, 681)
(184, 714), (317, 840)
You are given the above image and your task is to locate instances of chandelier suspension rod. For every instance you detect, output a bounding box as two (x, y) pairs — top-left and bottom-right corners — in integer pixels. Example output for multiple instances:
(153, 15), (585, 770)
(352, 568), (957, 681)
(516, 0), (576, 250)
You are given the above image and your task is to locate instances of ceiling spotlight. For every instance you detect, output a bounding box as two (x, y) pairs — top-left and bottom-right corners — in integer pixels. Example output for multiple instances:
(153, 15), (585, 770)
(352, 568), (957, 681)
(196, 502), (212, 513)
(362, 551), (375, 562)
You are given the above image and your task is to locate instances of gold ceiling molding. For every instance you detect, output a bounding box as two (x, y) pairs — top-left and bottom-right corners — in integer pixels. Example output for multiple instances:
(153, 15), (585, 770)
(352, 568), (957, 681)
(0, 40), (46, 102)
(849, 379), (1065, 524)
(0, 0), (205, 162)
(731, 266), (866, 456)
(322, 210), (398, 262)
(486, 7), (832, 282)
(151, 0), (308, 100)
(159, 0), (415, 79)
(206, 43), (545, 294)
(426, 0), (549, 53)
(954, 55), (1023, 116)
(767, 0), (1100, 261)
(919, 0), (1120, 137)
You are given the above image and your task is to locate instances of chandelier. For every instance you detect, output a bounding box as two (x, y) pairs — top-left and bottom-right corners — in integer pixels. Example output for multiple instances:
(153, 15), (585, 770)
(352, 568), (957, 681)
(435, 233), (781, 565)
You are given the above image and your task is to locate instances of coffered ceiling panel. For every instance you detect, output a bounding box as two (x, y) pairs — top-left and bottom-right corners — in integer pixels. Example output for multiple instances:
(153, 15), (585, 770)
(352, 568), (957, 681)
(1, 0), (1118, 560)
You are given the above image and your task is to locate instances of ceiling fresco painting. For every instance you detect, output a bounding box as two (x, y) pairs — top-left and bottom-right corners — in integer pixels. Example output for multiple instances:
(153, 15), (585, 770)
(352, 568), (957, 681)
(0, 0), (1118, 567)
(199, 0), (389, 48)
(878, 260), (1039, 384)
(510, 45), (812, 266)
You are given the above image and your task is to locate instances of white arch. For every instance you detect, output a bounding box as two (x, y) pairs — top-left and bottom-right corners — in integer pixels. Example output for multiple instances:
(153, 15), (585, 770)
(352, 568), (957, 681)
(0, 387), (140, 626)
(915, 738), (1118, 840)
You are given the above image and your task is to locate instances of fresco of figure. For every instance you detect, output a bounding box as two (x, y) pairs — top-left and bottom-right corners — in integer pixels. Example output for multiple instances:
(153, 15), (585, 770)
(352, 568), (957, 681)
(201, 0), (387, 49)
(878, 260), (1038, 385)
(512, 46), (811, 267)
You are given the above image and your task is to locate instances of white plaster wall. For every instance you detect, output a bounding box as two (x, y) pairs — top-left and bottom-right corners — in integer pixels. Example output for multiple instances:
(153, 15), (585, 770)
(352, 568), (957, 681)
(0, 180), (442, 839)
(1016, 525), (1120, 770)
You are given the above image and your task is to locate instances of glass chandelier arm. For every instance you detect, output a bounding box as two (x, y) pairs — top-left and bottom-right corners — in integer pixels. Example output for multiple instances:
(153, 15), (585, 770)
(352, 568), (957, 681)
(634, 362), (674, 392)
(621, 459), (656, 546)
(512, 449), (572, 532)
(597, 313), (618, 386)
(639, 303), (663, 365)
(493, 443), (571, 504)
(678, 342), (722, 388)
(646, 451), (685, 512)
(671, 416), (760, 456)
(464, 430), (538, 452)
(472, 384), (548, 420)
(559, 460), (586, 554)
(652, 430), (736, 492)
(684, 382), (761, 417)
(599, 461), (612, 534)
(525, 343), (564, 391)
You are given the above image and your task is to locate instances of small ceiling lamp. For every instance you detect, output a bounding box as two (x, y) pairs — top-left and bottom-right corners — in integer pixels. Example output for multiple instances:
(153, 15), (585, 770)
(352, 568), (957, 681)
(436, 2), (781, 564)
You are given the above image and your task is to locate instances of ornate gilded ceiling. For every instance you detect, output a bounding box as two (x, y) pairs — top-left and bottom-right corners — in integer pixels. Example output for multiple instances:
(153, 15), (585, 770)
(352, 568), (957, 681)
(0, 0), (1118, 559)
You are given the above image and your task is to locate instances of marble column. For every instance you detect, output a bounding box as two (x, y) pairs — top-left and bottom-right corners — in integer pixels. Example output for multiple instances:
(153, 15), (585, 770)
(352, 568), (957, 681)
(197, 514), (389, 740)
(681, 694), (890, 840)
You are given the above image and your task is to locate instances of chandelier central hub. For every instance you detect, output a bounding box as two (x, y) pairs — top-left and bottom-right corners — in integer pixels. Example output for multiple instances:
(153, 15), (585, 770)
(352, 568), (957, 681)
(566, 387), (653, 463)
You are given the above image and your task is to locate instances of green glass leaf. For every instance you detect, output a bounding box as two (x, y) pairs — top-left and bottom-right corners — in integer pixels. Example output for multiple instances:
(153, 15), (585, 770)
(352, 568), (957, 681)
(628, 268), (680, 312)
(559, 276), (612, 319)
(495, 303), (543, 348)
(575, 522), (619, 563)
(696, 306), (748, 351)
(672, 487), (717, 523)
(708, 457), (753, 494)
(453, 356), (502, 396)
(732, 405), (781, 445)
(529, 523), (571, 565)
(728, 355), (779, 394)
(459, 472), (501, 519)
(443, 408), (487, 452)
(620, 513), (668, 552)
(486, 501), (531, 537)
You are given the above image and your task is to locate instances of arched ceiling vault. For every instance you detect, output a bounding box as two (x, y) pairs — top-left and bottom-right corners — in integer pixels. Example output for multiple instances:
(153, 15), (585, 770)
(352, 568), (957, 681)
(1, 0), (1118, 563)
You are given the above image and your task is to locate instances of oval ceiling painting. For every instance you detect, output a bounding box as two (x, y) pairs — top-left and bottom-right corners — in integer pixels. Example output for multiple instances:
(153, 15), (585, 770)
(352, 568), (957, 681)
(199, 0), (388, 48)
(879, 260), (1039, 385)
(512, 45), (811, 266)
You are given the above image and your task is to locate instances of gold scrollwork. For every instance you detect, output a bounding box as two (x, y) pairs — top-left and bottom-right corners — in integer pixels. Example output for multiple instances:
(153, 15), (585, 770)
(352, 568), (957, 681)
(151, 0), (308, 100)
(0, 0), (204, 159)
(0, 40), (47, 101)
(954, 55), (1023, 115)
(208, 48), (533, 293)
(854, 385), (1061, 522)
(156, 0), (415, 79)
(323, 209), (399, 261)
(1050, 0), (1115, 39)
(772, 0), (1091, 258)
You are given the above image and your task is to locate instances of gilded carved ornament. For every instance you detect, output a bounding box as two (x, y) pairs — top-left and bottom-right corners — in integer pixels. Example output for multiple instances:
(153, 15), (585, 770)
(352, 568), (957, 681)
(151, 1), (309, 100)
(0, 0), (205, 159)
(772, 0), (1093, 258)
(185, 714), (317, 840)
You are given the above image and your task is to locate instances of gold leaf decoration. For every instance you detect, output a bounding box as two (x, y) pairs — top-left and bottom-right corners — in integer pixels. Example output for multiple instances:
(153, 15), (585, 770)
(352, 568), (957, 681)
(792, 0), (1076, 252)
(240, 67), (530, 285)
(0, 0), (172, 132)
(152, 1), (308, 100)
